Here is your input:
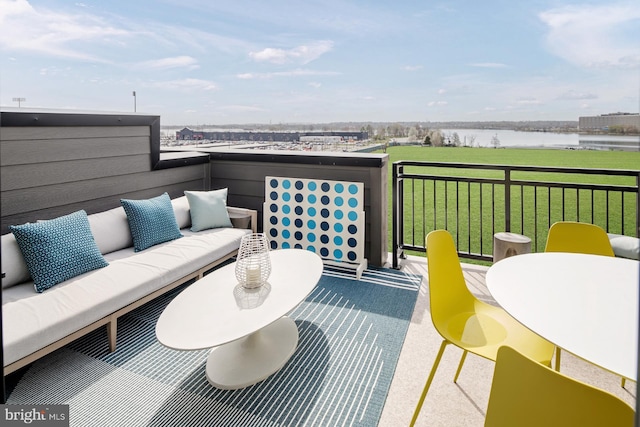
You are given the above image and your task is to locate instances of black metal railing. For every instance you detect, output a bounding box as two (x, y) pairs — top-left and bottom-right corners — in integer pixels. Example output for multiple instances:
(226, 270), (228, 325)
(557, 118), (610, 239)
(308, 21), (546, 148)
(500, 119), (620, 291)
(392, 161), (640, 267)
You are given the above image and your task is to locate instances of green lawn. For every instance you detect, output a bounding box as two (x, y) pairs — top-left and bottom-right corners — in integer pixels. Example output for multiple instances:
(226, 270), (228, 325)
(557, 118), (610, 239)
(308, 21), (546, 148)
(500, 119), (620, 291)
(377, 146), (640, 260)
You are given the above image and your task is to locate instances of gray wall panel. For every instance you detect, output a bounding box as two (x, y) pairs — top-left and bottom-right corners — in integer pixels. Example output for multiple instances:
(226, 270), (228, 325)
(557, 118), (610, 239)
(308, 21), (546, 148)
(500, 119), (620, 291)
(0, 136), (149, 165)
(1, 155), (151, 191)
(1, 112), (206, 234)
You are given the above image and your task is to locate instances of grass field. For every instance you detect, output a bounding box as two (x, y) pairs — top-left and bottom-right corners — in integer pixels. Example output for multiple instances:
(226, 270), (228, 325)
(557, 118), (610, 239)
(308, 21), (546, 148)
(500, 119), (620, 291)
(376, 146), (640, 261)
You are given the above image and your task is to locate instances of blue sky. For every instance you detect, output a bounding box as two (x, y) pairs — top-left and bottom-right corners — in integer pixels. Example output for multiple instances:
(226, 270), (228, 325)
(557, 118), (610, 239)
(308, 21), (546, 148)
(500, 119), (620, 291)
(1, 0), (639, 125)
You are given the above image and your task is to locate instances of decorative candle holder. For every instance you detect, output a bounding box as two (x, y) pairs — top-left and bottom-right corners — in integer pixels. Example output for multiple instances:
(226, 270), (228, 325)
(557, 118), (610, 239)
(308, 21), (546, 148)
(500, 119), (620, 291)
(235, 233), (271, 289)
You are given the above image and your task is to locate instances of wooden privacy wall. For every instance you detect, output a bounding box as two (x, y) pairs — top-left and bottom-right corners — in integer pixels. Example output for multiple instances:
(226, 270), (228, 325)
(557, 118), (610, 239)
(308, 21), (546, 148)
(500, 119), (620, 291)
(0, 110), (208, 234)
(208, 149), (390, 267)
(264, 176), (367, 277)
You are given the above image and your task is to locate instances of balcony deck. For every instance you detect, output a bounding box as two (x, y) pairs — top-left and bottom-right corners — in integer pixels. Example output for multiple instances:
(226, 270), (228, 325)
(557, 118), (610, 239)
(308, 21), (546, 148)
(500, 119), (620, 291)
(380, 254), (637, 426)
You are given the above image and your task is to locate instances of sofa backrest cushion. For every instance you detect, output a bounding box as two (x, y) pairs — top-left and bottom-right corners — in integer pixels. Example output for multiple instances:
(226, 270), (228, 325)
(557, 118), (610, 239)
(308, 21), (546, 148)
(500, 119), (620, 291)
(121, 192), (183, 252)
(1, 233), (32, 289)
(9, 210), (109, 293)
(87, 206), (134, 255)
(171, 196), (192, 229)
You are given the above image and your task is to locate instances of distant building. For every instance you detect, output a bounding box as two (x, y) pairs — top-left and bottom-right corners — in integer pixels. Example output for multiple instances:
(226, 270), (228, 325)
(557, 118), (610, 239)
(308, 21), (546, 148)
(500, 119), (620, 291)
(578, 113), (640, 131)
(175, 128), (368, 142)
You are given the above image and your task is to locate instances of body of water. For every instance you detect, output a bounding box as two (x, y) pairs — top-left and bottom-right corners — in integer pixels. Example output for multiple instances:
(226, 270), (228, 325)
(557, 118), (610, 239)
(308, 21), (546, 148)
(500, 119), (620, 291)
(440, 129), (640, 151)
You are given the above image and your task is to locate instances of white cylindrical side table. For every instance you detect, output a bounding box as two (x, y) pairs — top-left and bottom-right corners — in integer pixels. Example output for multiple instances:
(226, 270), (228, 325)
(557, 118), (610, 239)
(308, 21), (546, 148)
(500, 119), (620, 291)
(493, 232), (531, 262)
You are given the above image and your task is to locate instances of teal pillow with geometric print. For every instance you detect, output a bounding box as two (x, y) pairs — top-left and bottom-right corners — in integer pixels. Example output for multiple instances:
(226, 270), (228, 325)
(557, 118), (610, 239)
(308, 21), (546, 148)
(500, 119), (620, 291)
(120, 192), (183, 252)
(9, 210), (109, 293)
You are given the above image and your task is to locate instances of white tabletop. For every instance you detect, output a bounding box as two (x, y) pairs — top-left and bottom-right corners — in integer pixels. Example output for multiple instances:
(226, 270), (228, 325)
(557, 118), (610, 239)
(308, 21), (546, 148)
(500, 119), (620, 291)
(156, 248), (323, 351)
(486, 252), (640, 381)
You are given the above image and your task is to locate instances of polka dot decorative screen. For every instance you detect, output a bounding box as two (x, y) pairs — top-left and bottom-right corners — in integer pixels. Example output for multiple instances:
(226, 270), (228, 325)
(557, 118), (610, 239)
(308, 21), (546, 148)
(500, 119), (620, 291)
(264, 176), (365, 265)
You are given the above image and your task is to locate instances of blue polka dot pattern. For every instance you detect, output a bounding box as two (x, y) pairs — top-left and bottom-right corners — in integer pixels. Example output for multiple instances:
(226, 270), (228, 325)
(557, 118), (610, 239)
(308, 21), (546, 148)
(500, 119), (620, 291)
(10, 210), (109, 293)
(121, 193), (183, 252)
(264, 177), (364, 264)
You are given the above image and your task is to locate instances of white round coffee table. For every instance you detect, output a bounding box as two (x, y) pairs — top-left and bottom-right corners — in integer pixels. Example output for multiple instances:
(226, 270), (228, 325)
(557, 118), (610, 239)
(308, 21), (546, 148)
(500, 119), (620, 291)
(156, 248), (323, 389)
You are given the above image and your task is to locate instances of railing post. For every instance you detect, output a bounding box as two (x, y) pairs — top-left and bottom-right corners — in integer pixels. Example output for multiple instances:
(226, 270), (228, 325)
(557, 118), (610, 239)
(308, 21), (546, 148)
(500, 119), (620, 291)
(504, 167), (511, 232)
(636, 172), (640, 238)
(392, 162), (403, 269)
(392, 162), (398, 268)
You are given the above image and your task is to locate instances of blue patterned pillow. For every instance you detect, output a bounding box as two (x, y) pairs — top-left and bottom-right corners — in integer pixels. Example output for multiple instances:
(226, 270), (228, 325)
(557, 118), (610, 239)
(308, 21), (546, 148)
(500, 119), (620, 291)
(10, 210), (109, 293)
(121, 192), (183, 252)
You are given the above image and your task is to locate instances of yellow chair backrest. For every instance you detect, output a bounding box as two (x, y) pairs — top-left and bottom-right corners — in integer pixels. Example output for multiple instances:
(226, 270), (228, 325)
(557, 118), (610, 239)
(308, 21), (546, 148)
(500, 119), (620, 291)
(545, 221), (614, 256)
(485, 346), (635, 427)
(426, 230), (476, 333)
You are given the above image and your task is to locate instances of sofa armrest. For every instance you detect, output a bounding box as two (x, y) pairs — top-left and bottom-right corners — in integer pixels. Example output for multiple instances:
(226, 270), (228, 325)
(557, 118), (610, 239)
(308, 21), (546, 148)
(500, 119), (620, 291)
(227, 207), (258, 233)
(608, 233), (640, 260)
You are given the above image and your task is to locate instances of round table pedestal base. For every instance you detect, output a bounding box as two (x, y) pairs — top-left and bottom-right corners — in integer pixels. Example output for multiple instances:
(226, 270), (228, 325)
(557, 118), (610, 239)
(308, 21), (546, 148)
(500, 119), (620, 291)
(206, 316), (298, 389)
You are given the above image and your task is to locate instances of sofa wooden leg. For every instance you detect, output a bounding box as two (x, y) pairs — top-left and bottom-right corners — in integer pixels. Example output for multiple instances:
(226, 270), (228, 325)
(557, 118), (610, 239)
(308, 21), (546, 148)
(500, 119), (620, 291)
(107, 319), (117, 352)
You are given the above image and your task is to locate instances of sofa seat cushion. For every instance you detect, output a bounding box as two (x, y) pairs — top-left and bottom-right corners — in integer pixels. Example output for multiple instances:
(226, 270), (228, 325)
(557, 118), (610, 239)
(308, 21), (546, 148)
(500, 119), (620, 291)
(2, 227), (250, 366)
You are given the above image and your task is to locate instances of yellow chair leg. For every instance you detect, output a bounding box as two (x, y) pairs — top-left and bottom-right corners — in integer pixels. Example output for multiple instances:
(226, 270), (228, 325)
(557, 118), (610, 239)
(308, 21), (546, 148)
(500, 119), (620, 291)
(555, 347), (561, 371)
(621, 378), (626, 388)
(453, 350), (468, 383)
(410, 340), (449, 427)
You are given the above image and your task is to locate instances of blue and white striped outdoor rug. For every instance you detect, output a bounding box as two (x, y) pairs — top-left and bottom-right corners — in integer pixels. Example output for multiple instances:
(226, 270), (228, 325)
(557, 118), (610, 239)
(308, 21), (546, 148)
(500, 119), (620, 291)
(8, 265), (420, 427)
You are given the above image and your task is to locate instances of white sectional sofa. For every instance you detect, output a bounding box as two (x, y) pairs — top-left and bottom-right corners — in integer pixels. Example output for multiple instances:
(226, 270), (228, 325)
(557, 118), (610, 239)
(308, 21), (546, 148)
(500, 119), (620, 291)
(2, 194), (256, 375)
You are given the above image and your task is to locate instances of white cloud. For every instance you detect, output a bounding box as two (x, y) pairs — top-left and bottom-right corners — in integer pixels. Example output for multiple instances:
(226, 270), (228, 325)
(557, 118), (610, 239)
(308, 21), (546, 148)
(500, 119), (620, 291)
(309, 82), (322, 88)
(219, 105), (266, 112)
(136, 56), (199, 70)
(236, 68), (340, 79)
(249, 40), (334, 64)
(539, 3), (640, 68)
(0, 0), (132, 62)
(557, 90), (598, 100)
(428, 101), (448, 106)
(469, 62), (508, 68)
(151, 78), (217, 91)
(403, 65), (423, 71)
(516, 97), (541, 105)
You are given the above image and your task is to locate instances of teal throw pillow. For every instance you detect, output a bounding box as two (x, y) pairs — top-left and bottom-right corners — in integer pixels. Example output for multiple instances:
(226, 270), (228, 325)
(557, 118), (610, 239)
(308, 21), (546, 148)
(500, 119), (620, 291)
(185, 189), (232, 232)
(10, 210), (109, 293)
(121, 192), (183, 251)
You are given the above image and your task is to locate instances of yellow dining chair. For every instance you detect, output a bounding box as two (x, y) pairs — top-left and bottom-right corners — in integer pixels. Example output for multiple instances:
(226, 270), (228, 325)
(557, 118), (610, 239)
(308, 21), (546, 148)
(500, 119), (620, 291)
(544, 221), (620, 381)
(410, 230), (554, 426)
(545, 221), (615, 257)
(485, 346), (635, 427)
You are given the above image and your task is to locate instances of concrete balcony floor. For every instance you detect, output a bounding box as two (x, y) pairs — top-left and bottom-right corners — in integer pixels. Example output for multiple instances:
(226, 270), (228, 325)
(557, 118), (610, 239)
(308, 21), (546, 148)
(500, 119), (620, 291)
(380, 254), (637, 426)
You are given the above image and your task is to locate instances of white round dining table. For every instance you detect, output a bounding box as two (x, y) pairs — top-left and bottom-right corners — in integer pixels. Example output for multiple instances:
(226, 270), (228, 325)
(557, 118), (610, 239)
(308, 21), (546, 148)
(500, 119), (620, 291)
(486, 252), (640, 381)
